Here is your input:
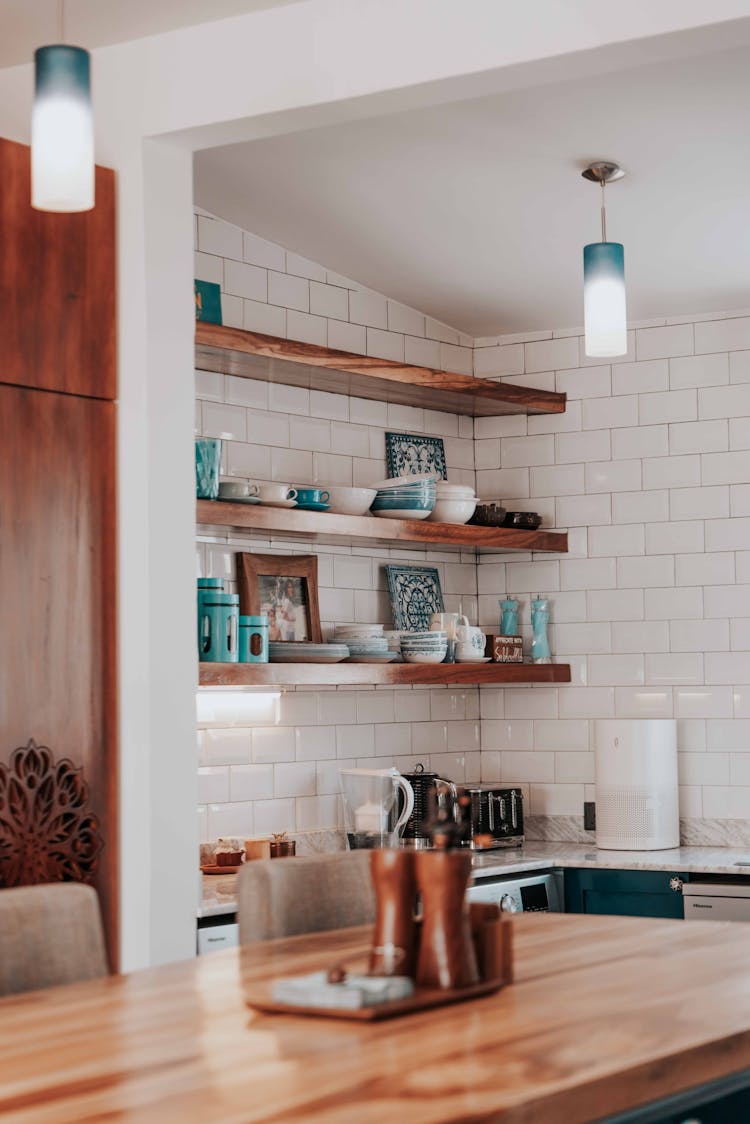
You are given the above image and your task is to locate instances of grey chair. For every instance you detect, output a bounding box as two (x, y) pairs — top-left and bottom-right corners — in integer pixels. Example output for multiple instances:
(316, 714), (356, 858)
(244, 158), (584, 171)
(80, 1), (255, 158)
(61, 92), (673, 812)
(0, 883), (109, 997)
(238, 851), (375, 943)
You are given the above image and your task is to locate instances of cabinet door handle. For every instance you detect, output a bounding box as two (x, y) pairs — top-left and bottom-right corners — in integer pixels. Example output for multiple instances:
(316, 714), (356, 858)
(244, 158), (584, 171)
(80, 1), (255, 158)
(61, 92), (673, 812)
(669, 877), (684, 893)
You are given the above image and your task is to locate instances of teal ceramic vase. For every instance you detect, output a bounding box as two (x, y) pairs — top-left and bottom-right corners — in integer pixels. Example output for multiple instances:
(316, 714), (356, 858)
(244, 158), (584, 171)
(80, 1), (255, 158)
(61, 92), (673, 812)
(195, 438), (221, 499)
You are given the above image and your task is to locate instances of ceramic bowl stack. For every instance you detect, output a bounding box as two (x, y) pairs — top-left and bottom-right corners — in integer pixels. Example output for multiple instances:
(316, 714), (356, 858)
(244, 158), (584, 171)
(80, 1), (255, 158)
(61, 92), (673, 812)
(400, 630), (448, 664)
(428, 481), (478, 524)
(369, 474), (437, 520)
(333, 624), (397, 663)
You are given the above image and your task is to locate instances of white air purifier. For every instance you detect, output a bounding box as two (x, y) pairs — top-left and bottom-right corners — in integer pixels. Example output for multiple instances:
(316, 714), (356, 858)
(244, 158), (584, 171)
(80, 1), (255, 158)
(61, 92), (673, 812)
(594, 719), (679, 850)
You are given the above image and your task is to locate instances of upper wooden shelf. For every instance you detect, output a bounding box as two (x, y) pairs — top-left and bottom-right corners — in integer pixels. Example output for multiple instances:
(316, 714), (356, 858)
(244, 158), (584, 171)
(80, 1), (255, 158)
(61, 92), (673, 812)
(197, 500), (568, 554)
(195, 323), (566, 418)
(199, 662), (572, 687)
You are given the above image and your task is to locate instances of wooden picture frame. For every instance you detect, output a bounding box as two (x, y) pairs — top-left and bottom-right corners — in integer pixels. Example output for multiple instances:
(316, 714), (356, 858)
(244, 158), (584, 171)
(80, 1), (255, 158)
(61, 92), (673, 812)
(238, 553), (322, 643)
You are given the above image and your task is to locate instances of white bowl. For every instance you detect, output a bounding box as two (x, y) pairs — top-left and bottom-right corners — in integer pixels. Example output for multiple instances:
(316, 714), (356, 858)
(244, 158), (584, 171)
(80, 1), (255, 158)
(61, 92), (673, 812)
(435, 482), (476, 496)
(428, 498), (477, 524)
(325, 486), (377, 516)
(402, 649), (448, 664)
(372, 508), (432, 521)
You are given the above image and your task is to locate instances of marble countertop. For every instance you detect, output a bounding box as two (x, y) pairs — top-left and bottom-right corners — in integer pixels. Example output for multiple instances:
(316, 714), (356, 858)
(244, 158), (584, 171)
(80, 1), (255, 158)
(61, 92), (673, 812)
(198, 842), (750, 919)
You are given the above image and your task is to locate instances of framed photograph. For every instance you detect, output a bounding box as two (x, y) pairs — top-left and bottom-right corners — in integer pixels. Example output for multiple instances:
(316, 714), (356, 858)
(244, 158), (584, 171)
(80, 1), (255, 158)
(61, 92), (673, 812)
(237, 554), (322, 643)
(385, 432), (447, 481)
(385, 564), (444, 632)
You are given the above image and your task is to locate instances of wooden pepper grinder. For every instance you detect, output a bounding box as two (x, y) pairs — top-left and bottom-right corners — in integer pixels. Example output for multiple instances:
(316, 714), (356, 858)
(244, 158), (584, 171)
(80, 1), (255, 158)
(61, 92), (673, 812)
(369, 849), (417, 978)
(415, 786), (479, 990)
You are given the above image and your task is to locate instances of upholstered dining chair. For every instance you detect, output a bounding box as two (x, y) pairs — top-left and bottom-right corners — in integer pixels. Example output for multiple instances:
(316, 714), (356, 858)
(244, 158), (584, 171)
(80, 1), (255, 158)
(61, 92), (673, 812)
(0, 883), (109, 997)
(238, 851), (375, 943)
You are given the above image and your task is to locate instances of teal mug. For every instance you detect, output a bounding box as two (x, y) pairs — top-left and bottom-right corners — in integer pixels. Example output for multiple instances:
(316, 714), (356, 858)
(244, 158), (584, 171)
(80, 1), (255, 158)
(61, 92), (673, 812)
(295, 487), (330, 506)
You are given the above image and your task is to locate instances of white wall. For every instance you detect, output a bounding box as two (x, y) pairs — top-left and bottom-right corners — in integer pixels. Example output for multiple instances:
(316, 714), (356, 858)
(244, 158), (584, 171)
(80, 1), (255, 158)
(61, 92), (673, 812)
(475, 313), (750, 833)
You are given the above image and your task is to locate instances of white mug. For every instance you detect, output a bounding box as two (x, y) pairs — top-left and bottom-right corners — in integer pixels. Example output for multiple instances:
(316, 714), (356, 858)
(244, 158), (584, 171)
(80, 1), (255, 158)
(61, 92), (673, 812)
(257, 483), (298, 504)
(218, 480), (260, 500)
(456, 624), (486, 653)
(430, 612), (468, 640)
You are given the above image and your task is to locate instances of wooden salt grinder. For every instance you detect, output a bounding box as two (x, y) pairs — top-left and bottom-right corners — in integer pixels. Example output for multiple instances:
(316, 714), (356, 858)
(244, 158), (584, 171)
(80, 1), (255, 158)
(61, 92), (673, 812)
(369, 849), (417, 977)
(415, 850), (479, 990)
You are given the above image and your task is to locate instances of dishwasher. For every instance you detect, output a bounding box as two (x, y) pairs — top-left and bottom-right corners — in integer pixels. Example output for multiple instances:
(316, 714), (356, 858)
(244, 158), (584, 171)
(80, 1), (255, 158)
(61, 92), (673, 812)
(683, 878), (750, 922)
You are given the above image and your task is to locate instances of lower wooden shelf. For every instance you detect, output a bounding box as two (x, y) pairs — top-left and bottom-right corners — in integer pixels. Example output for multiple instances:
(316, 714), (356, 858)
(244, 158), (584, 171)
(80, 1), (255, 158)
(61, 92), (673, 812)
(198, 662), (571, 687)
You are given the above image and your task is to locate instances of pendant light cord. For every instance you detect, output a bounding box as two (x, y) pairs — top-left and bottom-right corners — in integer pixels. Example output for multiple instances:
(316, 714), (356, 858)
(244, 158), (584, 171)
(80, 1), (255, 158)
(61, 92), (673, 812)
(58, 0), (64, 42)
(600, 180), (607, 243)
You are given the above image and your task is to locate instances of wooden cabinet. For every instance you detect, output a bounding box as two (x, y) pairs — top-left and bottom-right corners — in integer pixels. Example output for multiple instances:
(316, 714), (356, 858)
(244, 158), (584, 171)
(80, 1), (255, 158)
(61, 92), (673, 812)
(0, 138), (117, 963)
(0, 136), (115, 399)
(564, 868), (688, 920)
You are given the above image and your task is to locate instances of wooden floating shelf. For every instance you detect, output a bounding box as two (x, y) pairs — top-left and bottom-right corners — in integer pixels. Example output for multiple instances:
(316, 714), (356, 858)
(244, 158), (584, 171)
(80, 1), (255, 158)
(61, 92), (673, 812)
(196, 323), (566, 418)
(199, 663), (572, 687)
(197, 500), (568, 554)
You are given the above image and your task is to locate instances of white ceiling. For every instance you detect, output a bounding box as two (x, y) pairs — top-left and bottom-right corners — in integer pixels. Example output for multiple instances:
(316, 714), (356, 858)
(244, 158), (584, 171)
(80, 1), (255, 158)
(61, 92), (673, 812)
(0, 0), (297, 67)
(194, 45), (750, 337)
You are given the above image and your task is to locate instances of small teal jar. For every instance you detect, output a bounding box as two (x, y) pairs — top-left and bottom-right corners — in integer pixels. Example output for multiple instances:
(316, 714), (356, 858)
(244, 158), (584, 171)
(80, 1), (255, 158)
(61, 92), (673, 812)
(197, 578), (223, 656)
(199, 591), (239, 662)
(239, 615), (269, 663)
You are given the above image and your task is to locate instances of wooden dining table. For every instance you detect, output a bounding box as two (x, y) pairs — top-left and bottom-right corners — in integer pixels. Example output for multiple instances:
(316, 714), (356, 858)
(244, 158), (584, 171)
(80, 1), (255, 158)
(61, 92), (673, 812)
(2, 912), (750, 1123)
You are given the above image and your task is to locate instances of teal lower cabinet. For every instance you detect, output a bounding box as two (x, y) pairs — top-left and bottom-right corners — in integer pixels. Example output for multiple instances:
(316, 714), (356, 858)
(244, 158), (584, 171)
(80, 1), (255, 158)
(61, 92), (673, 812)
(597, 1069), (750, 1122)
(564, 868), (688, 919)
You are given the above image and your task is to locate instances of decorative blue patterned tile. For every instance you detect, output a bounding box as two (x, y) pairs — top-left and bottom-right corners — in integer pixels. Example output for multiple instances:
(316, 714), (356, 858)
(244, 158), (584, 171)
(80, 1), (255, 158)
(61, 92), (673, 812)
(385, 565), (445, 632)
(385, 432), (447, 481)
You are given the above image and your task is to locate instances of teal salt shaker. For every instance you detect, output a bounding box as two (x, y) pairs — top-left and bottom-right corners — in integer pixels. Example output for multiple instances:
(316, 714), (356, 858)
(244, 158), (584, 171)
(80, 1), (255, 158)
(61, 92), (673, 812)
(531, 595), (551, 664)
(499, 597), (519, 637)
(200, 591), (239, 662)
(197, 578), (223, 658)
(239, 615), (269, 663)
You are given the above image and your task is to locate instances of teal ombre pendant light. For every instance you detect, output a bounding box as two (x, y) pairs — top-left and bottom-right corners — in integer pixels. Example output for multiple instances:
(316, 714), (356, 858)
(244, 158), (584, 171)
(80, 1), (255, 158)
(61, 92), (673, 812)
(32, 0), (94, 212)
(582, 162), (626, 357)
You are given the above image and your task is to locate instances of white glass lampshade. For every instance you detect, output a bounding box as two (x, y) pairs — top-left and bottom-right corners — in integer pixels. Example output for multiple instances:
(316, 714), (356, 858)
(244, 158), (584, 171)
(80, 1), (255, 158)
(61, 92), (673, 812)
(583, 241), (627, 358)
(32, 45), (94, 212)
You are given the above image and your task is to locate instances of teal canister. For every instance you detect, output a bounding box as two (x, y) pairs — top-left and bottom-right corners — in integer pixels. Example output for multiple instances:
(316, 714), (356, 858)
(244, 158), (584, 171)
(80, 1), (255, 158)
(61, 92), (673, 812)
(201, 592), (239, 662)
(239, 615), (269, 663)
(197, 578), (224, 658)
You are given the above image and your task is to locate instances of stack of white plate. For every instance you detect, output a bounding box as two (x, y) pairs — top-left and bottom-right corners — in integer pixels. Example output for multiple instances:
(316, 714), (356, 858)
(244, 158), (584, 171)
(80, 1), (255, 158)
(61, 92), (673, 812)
(400, 631), (448, 664)
(269, 642), (350, 664)
(428, 481), (478, 525)
(333, 624), (398, 662)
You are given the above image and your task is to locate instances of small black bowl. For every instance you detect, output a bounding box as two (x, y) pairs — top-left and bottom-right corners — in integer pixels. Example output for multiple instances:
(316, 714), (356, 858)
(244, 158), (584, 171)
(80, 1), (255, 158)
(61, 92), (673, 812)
(469, 503), (507, 527)
(502, 511), (542, 530)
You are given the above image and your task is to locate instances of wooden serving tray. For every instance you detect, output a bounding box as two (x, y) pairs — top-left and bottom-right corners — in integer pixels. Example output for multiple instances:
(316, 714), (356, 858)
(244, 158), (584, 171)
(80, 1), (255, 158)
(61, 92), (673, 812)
(245, 976), (504, 1021)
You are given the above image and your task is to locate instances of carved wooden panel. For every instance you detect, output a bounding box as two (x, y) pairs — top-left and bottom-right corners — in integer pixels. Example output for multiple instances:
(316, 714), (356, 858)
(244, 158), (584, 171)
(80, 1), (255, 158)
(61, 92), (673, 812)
(0, 740), (103, 886)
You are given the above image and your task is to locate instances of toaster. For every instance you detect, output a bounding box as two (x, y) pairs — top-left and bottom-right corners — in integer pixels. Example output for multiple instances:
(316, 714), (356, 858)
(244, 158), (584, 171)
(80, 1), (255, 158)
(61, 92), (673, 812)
(464, 785), (524, 849)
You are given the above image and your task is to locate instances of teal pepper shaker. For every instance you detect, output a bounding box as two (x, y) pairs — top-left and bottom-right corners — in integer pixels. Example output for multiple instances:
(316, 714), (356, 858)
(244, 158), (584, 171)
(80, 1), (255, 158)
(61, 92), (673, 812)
(531, 595), (551, 664)
(499, 597), (519, 637)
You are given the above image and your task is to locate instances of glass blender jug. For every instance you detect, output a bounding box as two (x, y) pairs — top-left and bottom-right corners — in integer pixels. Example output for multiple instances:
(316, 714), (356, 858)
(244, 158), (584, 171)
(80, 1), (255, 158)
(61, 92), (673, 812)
(339, 768), (415, 849)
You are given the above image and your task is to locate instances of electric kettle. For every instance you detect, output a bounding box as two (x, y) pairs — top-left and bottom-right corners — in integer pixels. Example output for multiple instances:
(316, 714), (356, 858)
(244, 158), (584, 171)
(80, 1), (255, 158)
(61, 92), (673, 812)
(400, 763), (458, 848)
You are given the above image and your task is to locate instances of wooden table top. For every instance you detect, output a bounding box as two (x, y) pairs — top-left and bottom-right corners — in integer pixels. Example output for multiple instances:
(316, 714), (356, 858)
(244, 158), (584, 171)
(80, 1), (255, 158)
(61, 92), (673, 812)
(2, 913), (750, 1123)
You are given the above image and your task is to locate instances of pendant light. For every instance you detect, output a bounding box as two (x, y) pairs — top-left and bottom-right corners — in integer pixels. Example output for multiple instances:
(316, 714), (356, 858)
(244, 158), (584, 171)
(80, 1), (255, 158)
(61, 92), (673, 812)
(581, 162), (626, 357)
(32, 0), (94, 212)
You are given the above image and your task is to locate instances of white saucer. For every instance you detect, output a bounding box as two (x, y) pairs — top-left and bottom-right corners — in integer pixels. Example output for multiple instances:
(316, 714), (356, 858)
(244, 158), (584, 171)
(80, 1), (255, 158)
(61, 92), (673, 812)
(259, 499), (298, 508)
(455, 656), (491, 663)
(217, 495), (261, 505)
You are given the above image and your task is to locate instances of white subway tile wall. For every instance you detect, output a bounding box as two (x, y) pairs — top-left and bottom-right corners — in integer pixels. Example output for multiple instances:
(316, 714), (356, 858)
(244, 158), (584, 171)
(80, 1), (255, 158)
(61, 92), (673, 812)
(197, 212), (750, 831)
(195, 213), (478, 837)
(475, 314), (750, 820)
